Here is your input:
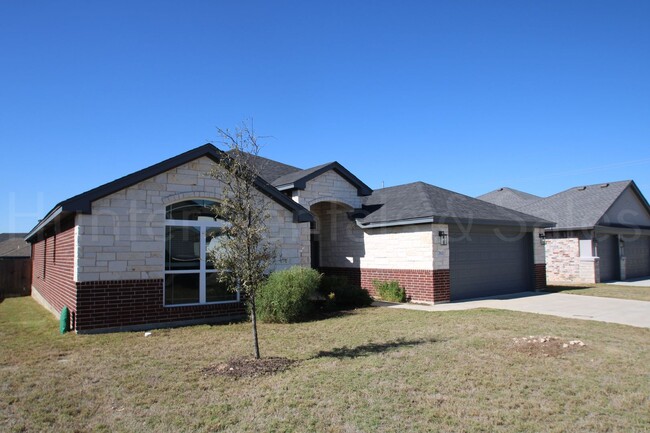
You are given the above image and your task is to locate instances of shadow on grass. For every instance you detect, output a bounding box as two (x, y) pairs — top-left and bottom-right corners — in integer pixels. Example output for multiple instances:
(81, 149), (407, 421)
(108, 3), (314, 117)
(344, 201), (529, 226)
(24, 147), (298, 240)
(544, 285), (596, 294)
(312, 337), (438, 359)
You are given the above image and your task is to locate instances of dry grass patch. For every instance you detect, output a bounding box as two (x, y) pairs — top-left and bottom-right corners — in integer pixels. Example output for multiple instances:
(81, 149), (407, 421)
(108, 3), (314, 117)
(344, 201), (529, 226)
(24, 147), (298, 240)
(1, 296), (649, 433)
(545, 284), (650, 301)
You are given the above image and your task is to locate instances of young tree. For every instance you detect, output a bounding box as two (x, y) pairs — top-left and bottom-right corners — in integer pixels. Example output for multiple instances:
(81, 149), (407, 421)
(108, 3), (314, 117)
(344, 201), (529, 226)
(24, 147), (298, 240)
(207, 122), (277, 359)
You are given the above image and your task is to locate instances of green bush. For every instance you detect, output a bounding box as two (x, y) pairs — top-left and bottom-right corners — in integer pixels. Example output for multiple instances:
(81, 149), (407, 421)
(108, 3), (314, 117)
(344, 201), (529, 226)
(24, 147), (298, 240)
(256, 267), (322, 323)
(318, 276), (374, 310)
(373, 280), (406, 303)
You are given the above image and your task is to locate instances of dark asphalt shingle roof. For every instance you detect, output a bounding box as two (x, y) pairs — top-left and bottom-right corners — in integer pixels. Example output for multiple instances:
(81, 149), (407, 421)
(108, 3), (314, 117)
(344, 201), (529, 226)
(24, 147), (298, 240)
(478, 187), (541, 210)
(272, 162), (332, 187)
(515, 180), (634, 230)
(0, 233), (31, 258)
(358, 182), (553, 227)
(228, 151), (303, 183)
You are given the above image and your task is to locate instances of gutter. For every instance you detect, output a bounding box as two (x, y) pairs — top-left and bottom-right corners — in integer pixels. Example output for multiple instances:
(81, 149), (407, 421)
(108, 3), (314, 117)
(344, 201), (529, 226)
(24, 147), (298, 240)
(24, 206), (63, 242)
(356, 217), (434, 229)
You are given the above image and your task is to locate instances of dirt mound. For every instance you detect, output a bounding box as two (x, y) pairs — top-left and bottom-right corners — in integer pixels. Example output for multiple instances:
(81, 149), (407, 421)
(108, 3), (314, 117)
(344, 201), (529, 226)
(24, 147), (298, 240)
(512, 336), (586, 357)
(203, 356), (297, 378)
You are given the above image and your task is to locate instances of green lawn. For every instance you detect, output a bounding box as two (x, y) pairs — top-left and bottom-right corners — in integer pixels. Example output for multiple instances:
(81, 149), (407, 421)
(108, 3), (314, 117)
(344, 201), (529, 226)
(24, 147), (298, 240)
(545, 283), (650, 302)
(1, 297), (649, 433)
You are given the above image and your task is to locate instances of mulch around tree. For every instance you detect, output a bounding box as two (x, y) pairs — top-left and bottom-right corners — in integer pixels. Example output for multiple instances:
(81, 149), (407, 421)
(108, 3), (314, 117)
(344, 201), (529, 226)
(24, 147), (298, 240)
(202, 356), (297, 378)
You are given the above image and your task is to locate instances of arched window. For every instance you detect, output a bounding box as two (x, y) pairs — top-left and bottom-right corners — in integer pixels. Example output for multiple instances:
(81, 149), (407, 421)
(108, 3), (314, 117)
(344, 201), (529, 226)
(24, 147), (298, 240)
(164, 199), (238, 306)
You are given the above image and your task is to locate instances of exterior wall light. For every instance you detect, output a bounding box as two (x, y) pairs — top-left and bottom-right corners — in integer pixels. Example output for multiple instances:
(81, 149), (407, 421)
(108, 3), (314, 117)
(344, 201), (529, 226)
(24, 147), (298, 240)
(538, 233), (546, 245)
(438, 231), (448, 245)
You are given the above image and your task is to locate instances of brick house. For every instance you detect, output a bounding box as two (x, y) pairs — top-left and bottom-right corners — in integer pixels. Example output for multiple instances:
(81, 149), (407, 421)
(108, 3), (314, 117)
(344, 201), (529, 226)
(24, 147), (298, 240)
(479, 181), (650, 284)
(27, 144), (552, 332)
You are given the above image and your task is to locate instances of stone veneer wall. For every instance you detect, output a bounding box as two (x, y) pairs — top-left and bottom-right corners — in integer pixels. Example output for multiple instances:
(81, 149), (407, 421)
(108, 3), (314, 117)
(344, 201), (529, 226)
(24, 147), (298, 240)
(545, 236), (600, 284)
(75, 156), (308, 282)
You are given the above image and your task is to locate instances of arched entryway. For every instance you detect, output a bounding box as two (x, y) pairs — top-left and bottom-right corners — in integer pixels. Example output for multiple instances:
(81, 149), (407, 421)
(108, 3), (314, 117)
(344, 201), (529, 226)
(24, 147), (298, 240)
(309, 201), (363, 269)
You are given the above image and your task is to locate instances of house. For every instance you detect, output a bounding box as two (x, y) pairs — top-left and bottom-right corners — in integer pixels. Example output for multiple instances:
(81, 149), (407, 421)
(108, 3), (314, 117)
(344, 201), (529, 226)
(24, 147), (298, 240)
(0, 233), (32, 298)
(26, 144), (552, 332)
(479, 181), (650, 284)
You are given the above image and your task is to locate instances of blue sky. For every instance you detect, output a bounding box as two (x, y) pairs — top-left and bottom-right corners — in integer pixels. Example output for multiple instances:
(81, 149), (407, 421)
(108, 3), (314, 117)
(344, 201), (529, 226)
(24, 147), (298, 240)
(1, 1), (649, 233)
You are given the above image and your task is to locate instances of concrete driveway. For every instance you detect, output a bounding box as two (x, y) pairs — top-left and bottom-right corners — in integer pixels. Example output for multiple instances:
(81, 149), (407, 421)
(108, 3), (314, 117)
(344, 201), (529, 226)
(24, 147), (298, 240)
(606, 277), (650, 287)
(376, 292), (650, 329)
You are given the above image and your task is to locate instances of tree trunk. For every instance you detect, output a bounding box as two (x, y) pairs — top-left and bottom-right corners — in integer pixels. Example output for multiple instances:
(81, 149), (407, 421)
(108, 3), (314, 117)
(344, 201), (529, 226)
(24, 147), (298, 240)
(251, 303), (261, 359)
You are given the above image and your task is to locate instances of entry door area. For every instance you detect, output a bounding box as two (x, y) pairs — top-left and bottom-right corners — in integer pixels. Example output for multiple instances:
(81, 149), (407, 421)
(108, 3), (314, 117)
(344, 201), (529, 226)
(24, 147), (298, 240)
(449, 226), (533, 301)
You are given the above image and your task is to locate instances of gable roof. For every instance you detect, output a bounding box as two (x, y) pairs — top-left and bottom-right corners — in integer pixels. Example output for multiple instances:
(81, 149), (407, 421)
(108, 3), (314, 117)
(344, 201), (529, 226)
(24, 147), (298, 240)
(272, 162), (373, 196)
(228, 151), (302, 183)
(357, 182), (553, 228)
(515, 180), (650, 231)
(26, 144), (313, 242)
(478, 187), (542, 210)
(0, 233), (31, 258)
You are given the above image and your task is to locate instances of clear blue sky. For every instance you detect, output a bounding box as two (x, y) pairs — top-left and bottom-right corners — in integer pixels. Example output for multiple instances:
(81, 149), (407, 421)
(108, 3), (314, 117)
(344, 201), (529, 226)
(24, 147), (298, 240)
(1, 1), (649, 233)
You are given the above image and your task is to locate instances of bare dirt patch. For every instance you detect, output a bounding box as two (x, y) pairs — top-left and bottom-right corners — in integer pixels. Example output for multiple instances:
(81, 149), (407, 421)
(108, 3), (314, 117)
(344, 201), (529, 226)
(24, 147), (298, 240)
(202, 356), (297, 378)
(512, 336), (586, 357)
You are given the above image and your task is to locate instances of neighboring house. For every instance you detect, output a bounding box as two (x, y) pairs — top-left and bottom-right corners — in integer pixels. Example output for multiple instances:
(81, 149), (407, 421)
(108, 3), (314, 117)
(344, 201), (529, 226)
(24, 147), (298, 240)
(0, 233), (32, 297)
(479, 181), (650, 284)
(26, 144), (552, 332)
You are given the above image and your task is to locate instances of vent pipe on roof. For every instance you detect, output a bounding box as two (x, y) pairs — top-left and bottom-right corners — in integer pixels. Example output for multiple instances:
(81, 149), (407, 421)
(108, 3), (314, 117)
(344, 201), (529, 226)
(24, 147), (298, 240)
(600, 183), (610, 188)
(578, 186), (587, 191)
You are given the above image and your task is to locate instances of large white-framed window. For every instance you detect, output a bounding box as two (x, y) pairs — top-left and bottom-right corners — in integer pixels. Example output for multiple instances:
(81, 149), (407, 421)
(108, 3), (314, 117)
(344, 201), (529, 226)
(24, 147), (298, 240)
(164, 199), (239, 306)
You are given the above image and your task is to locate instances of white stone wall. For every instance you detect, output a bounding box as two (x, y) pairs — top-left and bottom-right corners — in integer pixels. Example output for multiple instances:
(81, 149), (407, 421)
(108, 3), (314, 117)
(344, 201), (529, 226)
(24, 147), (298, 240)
(75, 156), (307, 282)
(360, 224), (434, 270)
(292, 170), (362, 209)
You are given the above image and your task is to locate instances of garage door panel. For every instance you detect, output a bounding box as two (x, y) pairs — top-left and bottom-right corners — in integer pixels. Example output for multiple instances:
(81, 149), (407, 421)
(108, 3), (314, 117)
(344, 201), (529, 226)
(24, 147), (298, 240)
(625, 235), (650, 279)
(598, 235), (619, 282)
(449, 226), (533, 301)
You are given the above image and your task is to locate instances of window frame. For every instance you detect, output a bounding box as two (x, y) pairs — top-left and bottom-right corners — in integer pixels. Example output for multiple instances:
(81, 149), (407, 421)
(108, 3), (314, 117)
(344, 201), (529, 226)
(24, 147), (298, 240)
(163, 200), (239, 307)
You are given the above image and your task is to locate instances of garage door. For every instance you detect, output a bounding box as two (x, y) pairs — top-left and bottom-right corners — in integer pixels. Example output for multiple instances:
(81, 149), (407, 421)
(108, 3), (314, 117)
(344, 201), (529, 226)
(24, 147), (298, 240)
(624, 235), (650, 279)
(598, 235), (620, 282)
(449, 225), (533, 301)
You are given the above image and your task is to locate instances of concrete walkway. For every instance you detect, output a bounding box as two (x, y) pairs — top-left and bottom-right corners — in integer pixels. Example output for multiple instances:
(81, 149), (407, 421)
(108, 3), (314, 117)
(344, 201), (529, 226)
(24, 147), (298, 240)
(375, 291), (650, 329)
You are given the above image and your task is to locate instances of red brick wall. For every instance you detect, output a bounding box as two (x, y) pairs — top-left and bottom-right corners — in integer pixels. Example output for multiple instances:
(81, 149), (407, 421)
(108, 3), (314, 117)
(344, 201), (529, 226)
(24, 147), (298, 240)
(320, 267), (451, 303)
(75, 279), (245, 332)
(534, 263), (547, 290)
(31, 226), (77, 318)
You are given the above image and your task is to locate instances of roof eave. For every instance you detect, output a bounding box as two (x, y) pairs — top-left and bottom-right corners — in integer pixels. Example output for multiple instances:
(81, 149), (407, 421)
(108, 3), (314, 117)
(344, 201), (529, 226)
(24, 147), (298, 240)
(25, 206), (64, 242)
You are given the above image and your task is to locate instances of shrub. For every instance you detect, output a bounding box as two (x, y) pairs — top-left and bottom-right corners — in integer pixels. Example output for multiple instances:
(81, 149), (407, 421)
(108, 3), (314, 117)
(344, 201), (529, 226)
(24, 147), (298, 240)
(256, 267), (322, 323)
(318, 276), (374, 310)
(373, 280), (406, 303)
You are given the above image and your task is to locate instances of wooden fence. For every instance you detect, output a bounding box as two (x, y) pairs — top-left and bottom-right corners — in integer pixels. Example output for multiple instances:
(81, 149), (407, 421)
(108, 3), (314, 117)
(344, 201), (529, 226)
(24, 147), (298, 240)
(0, 258), (32, 298)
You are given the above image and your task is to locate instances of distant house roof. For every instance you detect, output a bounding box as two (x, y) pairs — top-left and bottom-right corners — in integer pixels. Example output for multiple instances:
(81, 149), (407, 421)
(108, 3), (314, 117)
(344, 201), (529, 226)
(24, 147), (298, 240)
(357, 182), (553, 228)
(26, 144), (313, 242)
(479, 180), (650, 231)
(477, 187), (541, 210)
(516, 180), (650, 230)
(0, 233), (31, 258)
(272, 162), (372, 196)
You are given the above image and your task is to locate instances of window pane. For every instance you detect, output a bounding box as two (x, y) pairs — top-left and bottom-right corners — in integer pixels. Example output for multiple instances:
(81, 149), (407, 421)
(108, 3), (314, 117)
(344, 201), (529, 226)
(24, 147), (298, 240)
(206, 272), (237, 302)
(205, 227), (225, 270)
(165, 273), (200, 305)
(166, 200), (218, 221)
(165, 226), (200, 270)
